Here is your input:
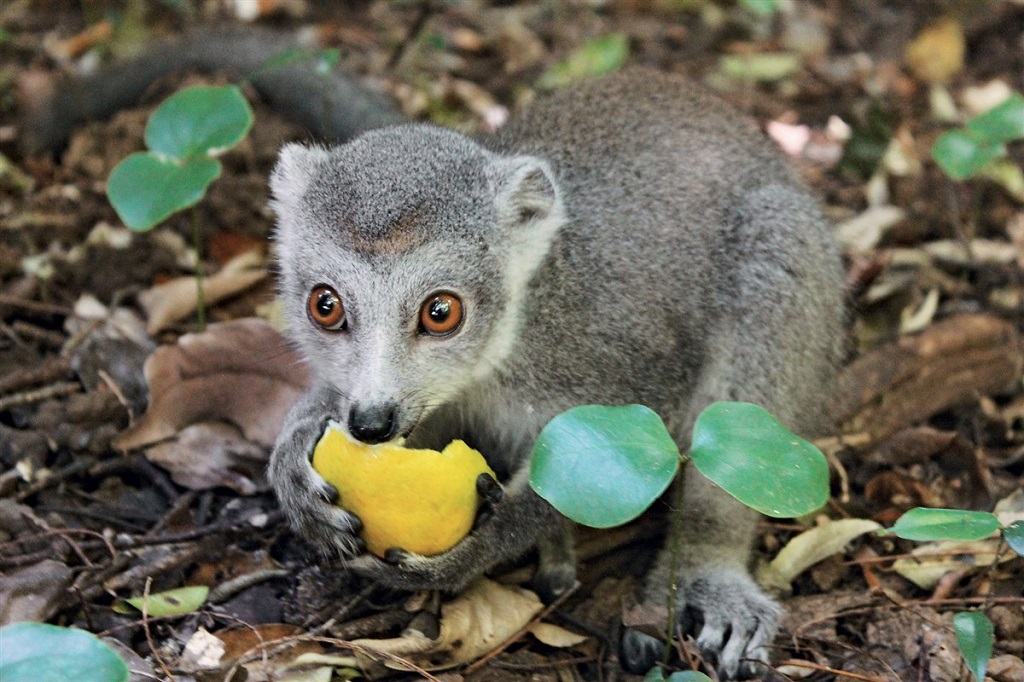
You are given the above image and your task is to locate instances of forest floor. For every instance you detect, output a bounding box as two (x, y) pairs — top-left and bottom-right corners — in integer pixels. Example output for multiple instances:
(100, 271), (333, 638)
(1, 1), (1024, 681)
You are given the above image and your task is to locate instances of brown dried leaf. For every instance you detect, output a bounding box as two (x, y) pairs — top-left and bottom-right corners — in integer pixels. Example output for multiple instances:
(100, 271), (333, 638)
(114, 318), (312, 452)
(145, 422), (269, 494)
(904, 18), (964, 84)
(352, 578), (543, 671)
(834, 314), (1023, 444)
(139, 250), (268, 335)
(0, 560), (74, 624)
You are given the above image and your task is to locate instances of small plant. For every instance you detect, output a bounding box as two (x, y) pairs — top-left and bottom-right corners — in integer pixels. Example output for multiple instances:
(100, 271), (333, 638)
(932, 93), (1024, 181)
(529, 401), (829, 677)
(883, 506), (1024, 681)
(106, 84), (254, 330)
(738, 0), (781, 17)
(529, 401), (828, 537)
(0, 622), (129, 682)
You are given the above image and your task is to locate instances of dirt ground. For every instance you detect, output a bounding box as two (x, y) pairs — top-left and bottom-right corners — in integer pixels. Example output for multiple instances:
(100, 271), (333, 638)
(1, 1), (1024, 681)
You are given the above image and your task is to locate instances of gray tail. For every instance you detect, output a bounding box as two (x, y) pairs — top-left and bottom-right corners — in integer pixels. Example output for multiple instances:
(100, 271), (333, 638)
(23, 26), (404, 154)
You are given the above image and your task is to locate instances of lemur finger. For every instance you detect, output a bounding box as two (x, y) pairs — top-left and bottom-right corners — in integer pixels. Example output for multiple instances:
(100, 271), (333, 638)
(383, 548), (411, 565)
(476, 473), (502, 503)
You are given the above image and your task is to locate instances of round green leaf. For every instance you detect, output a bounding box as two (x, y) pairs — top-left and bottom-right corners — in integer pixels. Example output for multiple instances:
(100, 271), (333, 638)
(529, 405), (680, 528)
(931, 129), (1005, 181)
(953, 611), (993, 682)
(667, 673), (713, 682)
(145, 84), (254, 160)
(689, 402), (828, 518)
(643, 670), (713, 682)
(884, 508), (1000, 542)
(1003, 520), (1024, 556)
(0, 622), (129, 682)
(966, 93), (1024, 144)
(107, 152), (221, 231)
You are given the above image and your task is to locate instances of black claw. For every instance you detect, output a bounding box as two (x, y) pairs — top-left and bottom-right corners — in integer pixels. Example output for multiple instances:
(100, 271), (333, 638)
(352, 536), (367, 554)
(383, 548), (408, 565)
(679, 605), (700, 636)
(320, 482), (340, 505)
(619, 627), (665, 675)
(476, 473), (502, 503)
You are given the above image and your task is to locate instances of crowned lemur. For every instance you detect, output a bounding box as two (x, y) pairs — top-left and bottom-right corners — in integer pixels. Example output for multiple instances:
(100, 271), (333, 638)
(28, 28), (844, 679)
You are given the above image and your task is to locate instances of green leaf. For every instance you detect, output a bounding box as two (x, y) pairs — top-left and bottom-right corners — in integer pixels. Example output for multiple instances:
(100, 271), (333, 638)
(667, 672), (714, 682)
(966, 93), (1024, 144)
(145, 85), (254, 160)
(107, 153), (221, 231)
(953, 611), (994, 682)
(931, 129), (1005, 180)
(689, 402), (828, 518)
(0, 622), (129, 682)
(884, 508), (1000, 542)
(530, 405), (680, 528)
(718, 53), (800, 83)
(738, 0), (780, 16)
(1002, 520), (1024, 556)
(537, 33), (629, 90)
(114, 585), (209, 616)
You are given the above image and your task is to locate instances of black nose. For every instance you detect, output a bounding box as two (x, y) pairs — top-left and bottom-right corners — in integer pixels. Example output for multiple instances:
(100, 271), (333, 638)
(348, 404), (398, 444)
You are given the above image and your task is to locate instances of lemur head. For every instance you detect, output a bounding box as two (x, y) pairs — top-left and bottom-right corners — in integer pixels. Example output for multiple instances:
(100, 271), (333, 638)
(271, 124), (564, 444)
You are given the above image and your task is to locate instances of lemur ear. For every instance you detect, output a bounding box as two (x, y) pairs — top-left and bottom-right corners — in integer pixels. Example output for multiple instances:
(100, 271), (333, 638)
(269, 143), (331, 207)
(490, 156), (559, 224)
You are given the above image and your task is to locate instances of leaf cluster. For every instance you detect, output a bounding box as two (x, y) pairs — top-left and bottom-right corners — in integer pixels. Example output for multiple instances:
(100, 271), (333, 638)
(932, 93), (1024, 180)
(107, 85), (254, 231)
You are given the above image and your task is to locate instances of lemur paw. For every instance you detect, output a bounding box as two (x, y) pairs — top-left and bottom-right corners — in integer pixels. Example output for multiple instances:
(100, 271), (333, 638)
(619, 569), (779, 680)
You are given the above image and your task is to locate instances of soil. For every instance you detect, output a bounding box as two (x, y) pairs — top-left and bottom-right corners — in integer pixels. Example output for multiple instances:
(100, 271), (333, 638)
(1, 1), (1023, 681)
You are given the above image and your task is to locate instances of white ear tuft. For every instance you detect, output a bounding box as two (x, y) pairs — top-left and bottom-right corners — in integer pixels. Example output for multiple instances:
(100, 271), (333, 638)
(269, 143), (330, 206)
(490, 156), (559, 224)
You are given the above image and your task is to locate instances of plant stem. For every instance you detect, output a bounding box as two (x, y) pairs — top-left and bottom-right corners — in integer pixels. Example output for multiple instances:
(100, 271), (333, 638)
(663, 455), (688, 667)
(191, 207), (206, 331)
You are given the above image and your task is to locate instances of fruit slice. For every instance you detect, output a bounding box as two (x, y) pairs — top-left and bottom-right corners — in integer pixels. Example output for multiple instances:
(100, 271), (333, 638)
(312, 424), (495, 557)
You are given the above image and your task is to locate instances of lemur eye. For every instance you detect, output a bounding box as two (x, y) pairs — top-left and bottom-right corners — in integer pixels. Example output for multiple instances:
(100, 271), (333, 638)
(308, 285), (346, 331)
(419, 293), (463, 336)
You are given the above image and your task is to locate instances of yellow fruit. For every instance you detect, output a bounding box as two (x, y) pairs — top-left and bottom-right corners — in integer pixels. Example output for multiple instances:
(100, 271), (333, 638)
(311, 424), (495, 557)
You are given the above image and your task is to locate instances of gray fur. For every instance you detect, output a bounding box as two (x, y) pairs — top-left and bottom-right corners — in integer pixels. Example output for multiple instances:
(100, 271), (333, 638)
(269, 68), (844, 679)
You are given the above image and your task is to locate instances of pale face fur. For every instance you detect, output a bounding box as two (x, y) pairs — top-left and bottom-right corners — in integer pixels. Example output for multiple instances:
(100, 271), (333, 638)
(270, 126), (563, 442)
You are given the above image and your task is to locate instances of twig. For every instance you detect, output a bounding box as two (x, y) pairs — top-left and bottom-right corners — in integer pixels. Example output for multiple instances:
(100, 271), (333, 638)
(208, 568), (292, 604)
(0, 294), (73, 317)
(775, 659), (887, 681)
(16, 455), (97, 502)
(0, 381), (81, 412)
(386, 0), (438, 69)
(141, 577), (176, 682)
(0, 355), (72, 395)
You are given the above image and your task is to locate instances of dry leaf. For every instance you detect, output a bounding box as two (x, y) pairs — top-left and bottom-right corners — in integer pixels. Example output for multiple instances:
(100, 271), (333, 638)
(904, 18), (964, 84)
(0, 560), (74, 624)
(757, 519), (881, 596)
(352, 578), (544, 671)
(180, 628), (227, 672)
(891, 539), (1006, 589)
(835, 206), (906, 252)
(145, 422), (270, 494)
(114, 318), (312, 452)
(528, 622), (588, 648)
(138, 249), (268, 334)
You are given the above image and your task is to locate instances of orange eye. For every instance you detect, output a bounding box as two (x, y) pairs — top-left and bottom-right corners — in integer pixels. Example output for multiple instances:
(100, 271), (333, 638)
(419, 293), (463, 336)
(308, 285), (346, 330)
